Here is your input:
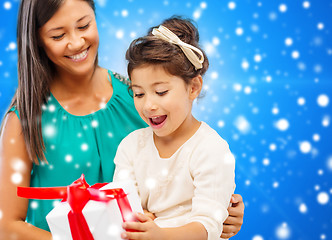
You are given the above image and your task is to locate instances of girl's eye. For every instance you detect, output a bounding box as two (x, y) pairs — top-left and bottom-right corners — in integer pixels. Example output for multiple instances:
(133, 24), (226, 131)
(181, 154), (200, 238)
(134, 93), (145, 98)
(51, 33), (65, 40)
(156, 90), (168, 96)
(78, 23), (90, 30)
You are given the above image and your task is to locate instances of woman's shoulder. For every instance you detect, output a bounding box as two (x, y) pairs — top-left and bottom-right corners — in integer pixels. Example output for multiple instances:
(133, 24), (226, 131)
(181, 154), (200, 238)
(110, 71), (131, 87)
(1, 111), (22, 139)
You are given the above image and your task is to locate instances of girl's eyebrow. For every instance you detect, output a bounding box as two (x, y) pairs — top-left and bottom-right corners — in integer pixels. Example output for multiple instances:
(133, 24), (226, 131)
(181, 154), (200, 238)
(131, 82), (168, 89)
(47, 15), (90, 33)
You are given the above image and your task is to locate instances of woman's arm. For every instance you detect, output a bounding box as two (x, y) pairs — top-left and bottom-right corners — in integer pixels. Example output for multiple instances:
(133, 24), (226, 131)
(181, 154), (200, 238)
(0, 113), (52, 240)
(221, 194), (245, 239)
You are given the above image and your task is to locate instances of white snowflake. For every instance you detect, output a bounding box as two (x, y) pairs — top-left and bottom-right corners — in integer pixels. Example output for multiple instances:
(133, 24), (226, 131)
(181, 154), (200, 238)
(253, 235), (264, 240)
(279, 4), (287, 13)
(275, 118), (289, 131)
(299, 203), (307, 213)
(297, 97), (305, 105)
(30, 201), (38, 210)
(262, 158), (270, 166)
(235, 27), (244, 36)
(116, 29), (124, 39)
(291, 50), (300, 59)
(65, 154), (73, 163)
(121, 9), (128, 17)
(254, 54), (262, 62)
(285, 37), (293, 46)
(317, 192), (329, 205)
(312, 134), (320, 142)
(299, 141), (311, 154)
(327, 156), (332, 171)
(322, 115), (330, 127)
(303, 1), (310, 9)
(193, 9), (201, 20)
(200, 2), (207, 9)
(317, 22), (324, 30)
(228, 1), (236, 10)
(317, 94), (329, 107)
(241, 60), (249, 70)
(11, 172), (23, 184)
(269, 143), (277, 151)
(234, 115), (251, 134)
(3, 1), (11, 10)
(81, 143), (89, 151)
(145, 178), (156, 190)
(276, 222), (291, 239)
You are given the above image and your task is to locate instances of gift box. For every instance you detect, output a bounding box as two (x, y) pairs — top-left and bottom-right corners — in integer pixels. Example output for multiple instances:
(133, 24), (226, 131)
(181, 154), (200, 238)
(17, 175), (143, 240)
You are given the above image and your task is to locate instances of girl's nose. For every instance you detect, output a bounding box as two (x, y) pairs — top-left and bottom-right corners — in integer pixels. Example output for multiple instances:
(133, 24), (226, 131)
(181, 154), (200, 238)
(144, 97), (158, 112)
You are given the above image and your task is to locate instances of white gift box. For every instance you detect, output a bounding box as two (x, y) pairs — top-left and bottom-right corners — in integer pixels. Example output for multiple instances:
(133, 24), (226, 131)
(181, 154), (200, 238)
(46, 180), (143, 240)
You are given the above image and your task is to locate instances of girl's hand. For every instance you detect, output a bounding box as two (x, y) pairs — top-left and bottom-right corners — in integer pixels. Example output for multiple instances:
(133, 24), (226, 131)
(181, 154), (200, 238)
(220, 194), (245, 239)
(143, 209), (156, 221)
(121, 212), (165, 240)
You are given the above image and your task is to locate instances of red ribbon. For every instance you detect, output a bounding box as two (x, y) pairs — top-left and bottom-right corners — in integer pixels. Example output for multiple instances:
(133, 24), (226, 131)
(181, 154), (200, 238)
(17, 174), (136, 240)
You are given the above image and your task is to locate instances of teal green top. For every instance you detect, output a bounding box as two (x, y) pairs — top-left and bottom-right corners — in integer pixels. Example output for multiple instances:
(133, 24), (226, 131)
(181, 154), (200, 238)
(11, 71), (147, 231)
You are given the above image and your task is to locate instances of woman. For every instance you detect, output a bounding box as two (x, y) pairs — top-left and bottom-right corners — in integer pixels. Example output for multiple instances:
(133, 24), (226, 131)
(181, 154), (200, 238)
(0, 0), (244, 239)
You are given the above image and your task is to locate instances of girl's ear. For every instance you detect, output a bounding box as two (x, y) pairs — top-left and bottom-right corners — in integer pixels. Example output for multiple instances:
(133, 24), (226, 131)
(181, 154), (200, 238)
(189, 75), (203, 101)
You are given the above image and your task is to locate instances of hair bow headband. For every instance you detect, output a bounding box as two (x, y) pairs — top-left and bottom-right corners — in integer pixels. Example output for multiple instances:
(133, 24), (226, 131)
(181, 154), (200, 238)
(151, 25), (204, 70)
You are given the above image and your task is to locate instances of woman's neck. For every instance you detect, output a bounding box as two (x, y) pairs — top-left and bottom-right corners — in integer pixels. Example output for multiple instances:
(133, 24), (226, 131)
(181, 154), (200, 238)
(51, 66), (99, 97)
(48, 67), (112, 116)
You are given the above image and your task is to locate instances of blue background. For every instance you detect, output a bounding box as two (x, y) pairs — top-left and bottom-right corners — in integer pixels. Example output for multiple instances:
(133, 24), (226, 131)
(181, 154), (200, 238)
(0, 0), (331, 239)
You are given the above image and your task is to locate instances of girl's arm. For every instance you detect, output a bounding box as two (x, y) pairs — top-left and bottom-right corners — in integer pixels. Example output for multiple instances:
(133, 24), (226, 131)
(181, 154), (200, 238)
(0, 113), (52, 240)
(121, 212), (207, 240)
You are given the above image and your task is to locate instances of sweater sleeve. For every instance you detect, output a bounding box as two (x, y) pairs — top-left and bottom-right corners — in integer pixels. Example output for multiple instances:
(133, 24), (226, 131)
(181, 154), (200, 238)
(113, 132), (138, 188)
(187, 136), (235, 240)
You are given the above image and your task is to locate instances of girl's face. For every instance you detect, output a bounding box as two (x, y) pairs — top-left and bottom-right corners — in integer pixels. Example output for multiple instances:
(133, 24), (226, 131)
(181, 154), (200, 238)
(131, 65), (200, 139)
(39, 0), (99, 77)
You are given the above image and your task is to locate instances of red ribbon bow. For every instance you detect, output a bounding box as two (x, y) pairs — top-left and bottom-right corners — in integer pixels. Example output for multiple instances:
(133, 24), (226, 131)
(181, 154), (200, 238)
(17, 174), (135, 240)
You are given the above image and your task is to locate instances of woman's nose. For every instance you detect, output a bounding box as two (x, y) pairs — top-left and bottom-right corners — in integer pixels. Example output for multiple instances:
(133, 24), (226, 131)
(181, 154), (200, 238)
(67, 33), (85, 51)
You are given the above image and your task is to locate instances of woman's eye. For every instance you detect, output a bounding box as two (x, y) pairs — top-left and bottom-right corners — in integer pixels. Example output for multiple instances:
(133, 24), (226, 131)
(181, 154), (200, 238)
(156, 90), (168, 96)
(134, 93), (144, 98)
(51, 33), (65, 40)
(78, 23), (90, 30)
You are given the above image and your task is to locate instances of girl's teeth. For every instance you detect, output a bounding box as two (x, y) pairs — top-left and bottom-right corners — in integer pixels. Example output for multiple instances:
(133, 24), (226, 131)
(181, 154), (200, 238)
(69, 49), (88, 60)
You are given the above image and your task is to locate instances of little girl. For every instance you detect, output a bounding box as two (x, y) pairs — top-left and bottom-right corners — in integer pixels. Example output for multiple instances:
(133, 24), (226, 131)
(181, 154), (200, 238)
(113, 16), (235, 240)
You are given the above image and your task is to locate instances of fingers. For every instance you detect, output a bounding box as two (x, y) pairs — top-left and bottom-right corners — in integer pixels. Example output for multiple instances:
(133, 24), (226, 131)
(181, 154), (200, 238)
(223, 215), (239, 225)
(135, 212), (151, 222)
(230, 193), (243, 204)
(123, 221), (147, 232)
(222, 224), (237, 233)
(143, 209), (156, 220)
(122, 213), (153, 232)
(121, 231), (146, 240)
(228, 203), (244, 218)
(220, 232), (235, 239)
(221, 224), (241, 238)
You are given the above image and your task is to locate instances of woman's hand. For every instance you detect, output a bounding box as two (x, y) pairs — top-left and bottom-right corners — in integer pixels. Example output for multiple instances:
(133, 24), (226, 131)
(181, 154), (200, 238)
(220, 194), (245, 239)
(121, 212), (165, 240)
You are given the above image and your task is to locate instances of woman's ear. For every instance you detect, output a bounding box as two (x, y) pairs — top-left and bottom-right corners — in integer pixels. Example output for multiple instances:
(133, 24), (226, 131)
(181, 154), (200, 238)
(189, 75), (203, 101)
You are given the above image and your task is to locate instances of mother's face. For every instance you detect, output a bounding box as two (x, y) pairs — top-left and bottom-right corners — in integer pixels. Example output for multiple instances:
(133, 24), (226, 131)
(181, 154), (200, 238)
(38, 0), (99, 77)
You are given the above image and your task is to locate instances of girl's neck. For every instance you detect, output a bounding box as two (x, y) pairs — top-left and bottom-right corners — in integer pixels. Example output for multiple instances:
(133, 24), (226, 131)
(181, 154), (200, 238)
(153, 116), (201, 158)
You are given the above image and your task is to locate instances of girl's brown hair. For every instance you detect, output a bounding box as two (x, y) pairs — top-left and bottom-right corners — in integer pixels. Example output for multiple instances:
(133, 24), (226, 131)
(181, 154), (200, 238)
(1, 0), (96, 163)
(126, 16), (209, 85)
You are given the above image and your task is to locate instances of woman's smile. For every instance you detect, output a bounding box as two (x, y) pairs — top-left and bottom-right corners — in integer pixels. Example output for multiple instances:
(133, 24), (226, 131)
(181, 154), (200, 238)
(66, 47), (89, 62)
